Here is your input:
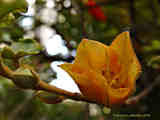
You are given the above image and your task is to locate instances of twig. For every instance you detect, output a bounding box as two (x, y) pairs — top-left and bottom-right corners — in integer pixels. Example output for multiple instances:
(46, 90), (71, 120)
(38, 51), (74, 62)
(0, 52), (106, 107)
(128, 0), (136, 24)
(35, 79), (106, 107)
(78, 5), (88, 38)
(150, 0), (158, 24)
(125, 76), (160, 105)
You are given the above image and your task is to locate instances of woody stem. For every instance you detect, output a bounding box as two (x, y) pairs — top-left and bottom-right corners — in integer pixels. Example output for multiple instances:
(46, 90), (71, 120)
(36, 80), (106, 106)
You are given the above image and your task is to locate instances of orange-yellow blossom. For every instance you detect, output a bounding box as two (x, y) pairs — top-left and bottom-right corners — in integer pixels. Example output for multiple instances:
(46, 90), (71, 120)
(60, 31), (141, 106)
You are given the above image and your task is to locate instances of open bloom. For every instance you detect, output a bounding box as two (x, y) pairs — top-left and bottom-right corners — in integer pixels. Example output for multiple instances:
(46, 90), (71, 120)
(60, 32), (141, 106)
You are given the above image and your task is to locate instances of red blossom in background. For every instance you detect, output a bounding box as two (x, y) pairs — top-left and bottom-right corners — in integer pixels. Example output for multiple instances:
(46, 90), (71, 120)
(86, 0), (107, 22)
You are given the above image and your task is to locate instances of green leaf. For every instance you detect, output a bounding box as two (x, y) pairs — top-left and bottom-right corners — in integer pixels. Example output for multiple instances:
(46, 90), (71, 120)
(148, 56), (160, 69)
(0, 0), (28, 19)
(11, 38), (44, 57)
(3, 58), (17, 70)
(12, 65), (40, 89)
(0, 54), (40, 89)
(19, 55), (56, 83)
(0, 75), (13, 86)
(1, 47), (15, 59)
(0, 13), (15, 28)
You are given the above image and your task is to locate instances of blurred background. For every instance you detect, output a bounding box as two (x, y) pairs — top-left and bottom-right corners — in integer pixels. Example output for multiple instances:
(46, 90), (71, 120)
(0, 0), (159, 119)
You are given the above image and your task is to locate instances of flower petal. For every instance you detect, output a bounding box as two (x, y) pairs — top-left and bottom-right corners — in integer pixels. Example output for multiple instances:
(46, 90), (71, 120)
(60, 63), (108, 105)
(107, 47), (121, 81)
(107, 87), (130, 105)
(109, 31), (141, 87)
(74, 39), (109, 73)
(108, 31), (141, 104)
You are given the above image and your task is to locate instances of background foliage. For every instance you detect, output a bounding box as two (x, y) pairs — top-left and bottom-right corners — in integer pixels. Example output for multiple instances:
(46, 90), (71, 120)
(0, 0), (159, 119)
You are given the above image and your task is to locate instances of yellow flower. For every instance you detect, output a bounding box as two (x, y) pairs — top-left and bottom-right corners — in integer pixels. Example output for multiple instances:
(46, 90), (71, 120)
(59, 31), (141, 106)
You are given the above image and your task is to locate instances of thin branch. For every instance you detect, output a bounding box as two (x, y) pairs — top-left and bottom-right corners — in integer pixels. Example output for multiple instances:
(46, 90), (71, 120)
(150, 0), (158, 24)
(125, 76), (160, 105)
(80, 7), (88, 38)
(0, 53), (106, 107)
(35, 79), (107, 107)
(128, 0), (136, 24)
(38, 51), (74, 62)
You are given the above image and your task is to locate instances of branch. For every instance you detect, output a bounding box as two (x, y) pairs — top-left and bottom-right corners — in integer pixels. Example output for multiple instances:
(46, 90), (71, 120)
(0, 51), (147, 107)
(125, 76), (160, 105)
(0, 53), (107, 107)
(35, 79), (106, 107)
(150, 0), (158, 24)
(38, 51), (74, 62)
